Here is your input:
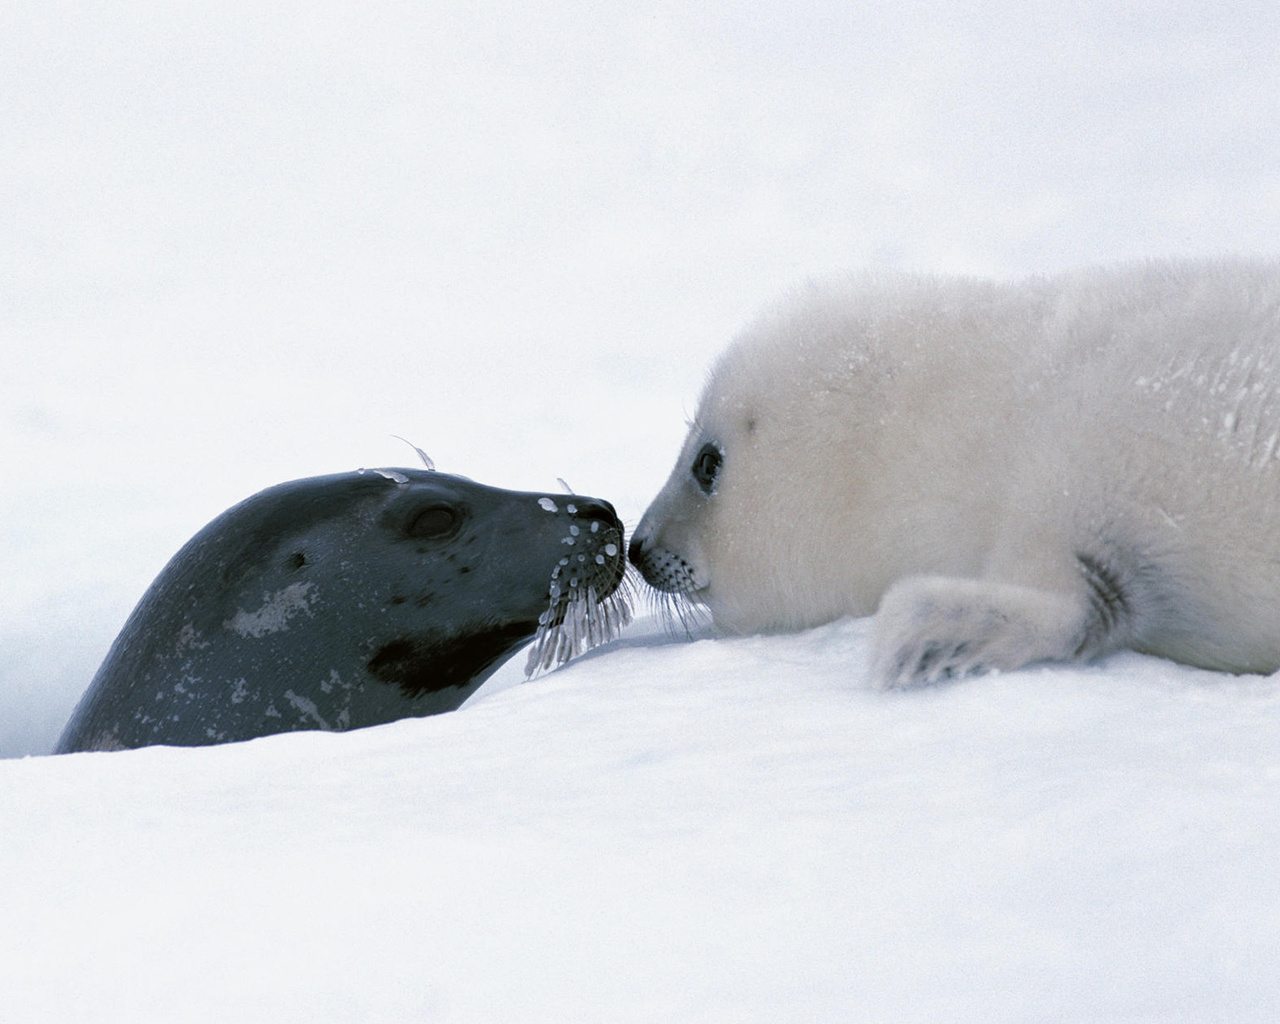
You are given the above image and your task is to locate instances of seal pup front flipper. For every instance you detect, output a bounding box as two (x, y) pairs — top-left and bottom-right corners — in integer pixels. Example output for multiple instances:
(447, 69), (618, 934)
(870, 551), (1141, 687)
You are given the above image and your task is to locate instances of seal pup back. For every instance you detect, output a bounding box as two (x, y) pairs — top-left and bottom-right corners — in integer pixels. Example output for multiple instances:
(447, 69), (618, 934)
(629, 260), (1280, 685)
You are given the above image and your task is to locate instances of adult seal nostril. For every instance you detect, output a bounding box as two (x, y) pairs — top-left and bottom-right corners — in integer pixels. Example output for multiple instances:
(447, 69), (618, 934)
(56, 469), (630, 753)
(551, 495), (619, 528)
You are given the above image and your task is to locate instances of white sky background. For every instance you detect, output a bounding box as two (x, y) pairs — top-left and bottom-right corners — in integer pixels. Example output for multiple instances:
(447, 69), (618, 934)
(3, 0), (1280, 754)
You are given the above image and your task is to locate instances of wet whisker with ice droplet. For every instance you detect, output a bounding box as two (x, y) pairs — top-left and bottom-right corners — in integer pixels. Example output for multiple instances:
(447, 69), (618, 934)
(524, 511), (634, 677)
(524, 573), (636, 676)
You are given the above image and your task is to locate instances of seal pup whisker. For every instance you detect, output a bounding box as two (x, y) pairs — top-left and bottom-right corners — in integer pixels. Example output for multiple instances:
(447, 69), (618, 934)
(647, 585), (710, 640)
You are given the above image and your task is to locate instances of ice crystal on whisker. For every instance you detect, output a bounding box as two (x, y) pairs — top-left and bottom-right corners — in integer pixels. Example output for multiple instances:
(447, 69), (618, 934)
(524, 575), (635, 677)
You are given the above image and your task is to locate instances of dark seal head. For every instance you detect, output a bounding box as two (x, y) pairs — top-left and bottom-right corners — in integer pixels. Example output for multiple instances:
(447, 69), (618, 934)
(56, 469), (628, 753)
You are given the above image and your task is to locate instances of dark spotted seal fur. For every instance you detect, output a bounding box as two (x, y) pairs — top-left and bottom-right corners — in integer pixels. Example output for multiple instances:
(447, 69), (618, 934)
(57, 469), (627, 752)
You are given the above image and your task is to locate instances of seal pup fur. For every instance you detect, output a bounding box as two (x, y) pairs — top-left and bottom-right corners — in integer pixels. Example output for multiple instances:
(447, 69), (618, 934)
(629, 259), (1280, 686)
(58, 468), (629, 752)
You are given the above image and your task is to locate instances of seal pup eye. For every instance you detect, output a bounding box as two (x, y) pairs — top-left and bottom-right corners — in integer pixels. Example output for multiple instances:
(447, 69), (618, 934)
(407, 506), (458, 538)
(691, 442), (723, 495)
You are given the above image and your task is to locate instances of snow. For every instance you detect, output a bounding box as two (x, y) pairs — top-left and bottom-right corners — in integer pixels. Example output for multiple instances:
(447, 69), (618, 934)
(5, 1), (1280, 1019)
(5, 617), (1280, 1021)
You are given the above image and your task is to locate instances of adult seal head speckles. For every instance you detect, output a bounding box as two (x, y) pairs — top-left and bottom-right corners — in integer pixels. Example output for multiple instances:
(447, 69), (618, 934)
(56, 468), (629, 753)
(630, 259), (1280, 686)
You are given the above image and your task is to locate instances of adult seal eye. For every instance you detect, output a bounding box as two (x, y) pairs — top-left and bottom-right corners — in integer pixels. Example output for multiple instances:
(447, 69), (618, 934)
(691, 442), (723, 494)
(407, 506), (458, 538)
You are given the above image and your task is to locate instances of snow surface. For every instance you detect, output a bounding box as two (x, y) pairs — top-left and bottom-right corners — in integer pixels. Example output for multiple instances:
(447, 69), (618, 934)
(6, 1), (1280, 1019)
(6, 617), (1280, 1022)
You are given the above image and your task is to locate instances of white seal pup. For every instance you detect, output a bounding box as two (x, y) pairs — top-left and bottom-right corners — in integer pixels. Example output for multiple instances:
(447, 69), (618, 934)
(629, 259), (1280, 686)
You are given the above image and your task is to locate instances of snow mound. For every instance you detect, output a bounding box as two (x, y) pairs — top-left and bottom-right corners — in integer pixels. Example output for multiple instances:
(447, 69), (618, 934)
(3, 616), (1279, 1022)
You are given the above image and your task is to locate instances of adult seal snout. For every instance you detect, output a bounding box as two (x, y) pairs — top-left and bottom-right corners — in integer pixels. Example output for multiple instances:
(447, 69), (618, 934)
(57, 469), (628, 753)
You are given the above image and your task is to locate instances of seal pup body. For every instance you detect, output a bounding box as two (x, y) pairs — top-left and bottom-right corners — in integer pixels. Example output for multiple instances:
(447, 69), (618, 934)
(629, 259), (1280, 685)
(58, 469), (627, 752)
